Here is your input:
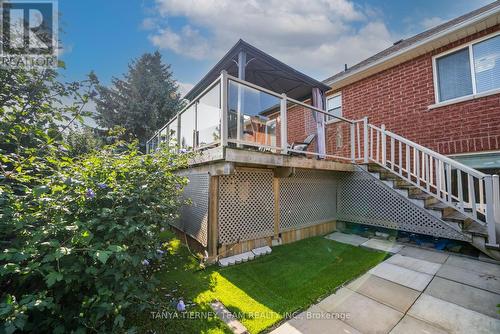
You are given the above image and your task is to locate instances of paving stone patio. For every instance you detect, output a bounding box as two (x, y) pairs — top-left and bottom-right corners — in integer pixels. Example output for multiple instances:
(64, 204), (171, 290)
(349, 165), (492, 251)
(271, 233), (500, 334)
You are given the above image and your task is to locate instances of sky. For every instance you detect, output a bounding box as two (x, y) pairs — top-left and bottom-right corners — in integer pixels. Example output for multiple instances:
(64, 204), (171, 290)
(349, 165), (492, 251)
(58, 0), (494, 96)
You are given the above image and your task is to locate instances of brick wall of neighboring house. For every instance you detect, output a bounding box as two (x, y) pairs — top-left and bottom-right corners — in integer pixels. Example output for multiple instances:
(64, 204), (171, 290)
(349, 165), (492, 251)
(326, 24), (500, 156)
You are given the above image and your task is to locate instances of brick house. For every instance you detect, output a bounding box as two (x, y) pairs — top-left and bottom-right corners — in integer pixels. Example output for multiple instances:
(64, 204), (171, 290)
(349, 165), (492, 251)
(323, 2), (500, 175)
(148, 2), (500, 261)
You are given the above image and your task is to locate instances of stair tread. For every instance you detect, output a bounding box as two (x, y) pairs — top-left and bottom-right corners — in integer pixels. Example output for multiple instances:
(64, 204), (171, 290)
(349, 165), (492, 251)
(395, 184), (416, 190)
(425, 202), (449, 210)
(408, 193), (432, 200)
(379, 172), (400, 180)
(463, 221), (488, 237)
(442, 211), (470, 223)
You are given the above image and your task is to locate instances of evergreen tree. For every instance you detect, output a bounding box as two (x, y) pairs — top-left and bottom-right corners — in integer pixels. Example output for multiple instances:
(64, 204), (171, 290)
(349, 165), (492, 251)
(93, 51), (182, 149)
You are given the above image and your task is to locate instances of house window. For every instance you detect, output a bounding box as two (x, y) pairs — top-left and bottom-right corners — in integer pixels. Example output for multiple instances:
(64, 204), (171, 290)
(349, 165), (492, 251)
(434, 33), (500, 103)
(326, 93), (342, 122)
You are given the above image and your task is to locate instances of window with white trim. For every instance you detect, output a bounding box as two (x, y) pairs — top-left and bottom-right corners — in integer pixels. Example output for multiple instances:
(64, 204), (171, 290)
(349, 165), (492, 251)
(435, 33), (500, 103)
(326, 93), (342, 121)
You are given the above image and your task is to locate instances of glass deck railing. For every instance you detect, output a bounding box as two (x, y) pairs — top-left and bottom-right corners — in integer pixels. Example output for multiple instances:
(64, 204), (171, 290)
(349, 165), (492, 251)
(146, 71), (359, 163)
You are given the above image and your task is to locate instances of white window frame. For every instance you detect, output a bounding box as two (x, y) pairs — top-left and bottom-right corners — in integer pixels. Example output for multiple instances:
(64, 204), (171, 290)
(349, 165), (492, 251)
(325, 92), (342, 124)
(431, 31), (500, 107)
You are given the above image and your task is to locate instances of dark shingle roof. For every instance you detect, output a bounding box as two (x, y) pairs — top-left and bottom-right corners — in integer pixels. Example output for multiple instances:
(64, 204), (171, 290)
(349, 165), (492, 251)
(323, 1), (500, 84)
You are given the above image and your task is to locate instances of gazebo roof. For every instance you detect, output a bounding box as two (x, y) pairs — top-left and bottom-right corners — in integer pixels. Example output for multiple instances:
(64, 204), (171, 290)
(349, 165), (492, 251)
(185, 39), (330, 102)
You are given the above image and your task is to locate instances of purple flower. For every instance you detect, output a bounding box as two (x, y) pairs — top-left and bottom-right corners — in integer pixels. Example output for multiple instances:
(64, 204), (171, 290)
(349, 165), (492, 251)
(97, 183), (107, 189)
(179, 148), (188, 154)
(86, 188), (95, 199)
(156, 249), (165, 255)
(142, 259), (150, 266)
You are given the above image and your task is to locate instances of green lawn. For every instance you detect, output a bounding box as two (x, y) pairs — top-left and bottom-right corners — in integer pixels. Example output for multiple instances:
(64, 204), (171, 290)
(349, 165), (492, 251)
(133, 234), (387, 333)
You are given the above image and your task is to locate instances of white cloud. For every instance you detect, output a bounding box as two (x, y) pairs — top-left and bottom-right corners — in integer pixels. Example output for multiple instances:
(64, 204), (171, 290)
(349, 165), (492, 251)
(147, 0), (395, 79)
(141, 17), (158, 30)
(149, 25), (210, 60)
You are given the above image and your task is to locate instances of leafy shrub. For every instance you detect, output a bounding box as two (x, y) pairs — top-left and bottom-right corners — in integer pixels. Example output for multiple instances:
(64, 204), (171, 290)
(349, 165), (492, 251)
(65, 127), (104, 157)
(0, 68), (189, 332)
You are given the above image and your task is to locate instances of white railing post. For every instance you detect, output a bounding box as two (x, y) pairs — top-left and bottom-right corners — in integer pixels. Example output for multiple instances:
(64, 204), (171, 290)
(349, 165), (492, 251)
(350, 122), (355, 162)
(177, 116), (181, 152)
(381, 124), (386, 166)
(280, 93), (288, 155)
(485, 175), (499, 247)
(493, 175), (500, 239)
(363, 117), (369, 163)
(220, 71), (228, 147)
(193, 102), (198, 149)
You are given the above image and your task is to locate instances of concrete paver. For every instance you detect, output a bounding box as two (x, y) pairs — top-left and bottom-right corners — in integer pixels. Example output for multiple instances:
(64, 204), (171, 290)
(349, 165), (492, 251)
(369, 262), (433, 291)
(386, 253), (442, 275)
(389, 315), (449, 334)
(408, 294), (500, 334)
(360, 239), (403, 253)
(436, 263), (500, 294)
(425, 276), (500, 319)
(325, 232), (369, 246)
(271, 304), (361, 334)
(347, 273), (420, 313)
(318, 288), (403, 334)
(398, 246), (449, 264)
(445, 255), (500, 277)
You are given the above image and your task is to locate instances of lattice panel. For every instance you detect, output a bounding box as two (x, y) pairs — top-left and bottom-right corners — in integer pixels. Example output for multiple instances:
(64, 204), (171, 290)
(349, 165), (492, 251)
(336, 171), (470, 241)
(178, 173), (209, 246)
(279, 169), (336, 231)
(218, 169), (275, 244)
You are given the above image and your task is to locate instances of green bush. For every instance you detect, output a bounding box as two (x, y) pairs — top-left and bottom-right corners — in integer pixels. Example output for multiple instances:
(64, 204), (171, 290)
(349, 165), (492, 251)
(0, 68), (189, 332)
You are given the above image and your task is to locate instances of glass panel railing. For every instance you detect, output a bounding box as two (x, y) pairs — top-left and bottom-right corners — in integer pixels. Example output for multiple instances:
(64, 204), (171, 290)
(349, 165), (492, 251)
(179, 105), (195, 149)
(227, 79), (281, 150)
(286, 100), (320, 156)
(196, 82), (221, 148)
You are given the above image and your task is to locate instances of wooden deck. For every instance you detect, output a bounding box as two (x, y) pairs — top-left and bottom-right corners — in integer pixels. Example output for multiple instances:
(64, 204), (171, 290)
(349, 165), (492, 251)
(187, 146), (354, 174)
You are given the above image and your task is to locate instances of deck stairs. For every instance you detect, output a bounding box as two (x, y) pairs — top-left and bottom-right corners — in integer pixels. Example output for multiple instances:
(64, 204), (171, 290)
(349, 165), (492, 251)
(352, 121), (500, 260)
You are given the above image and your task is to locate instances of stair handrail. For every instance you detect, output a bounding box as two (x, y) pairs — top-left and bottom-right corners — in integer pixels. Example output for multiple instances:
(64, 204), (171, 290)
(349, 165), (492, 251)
(365, 122), (499, 247)
(384, 129), (487, 179)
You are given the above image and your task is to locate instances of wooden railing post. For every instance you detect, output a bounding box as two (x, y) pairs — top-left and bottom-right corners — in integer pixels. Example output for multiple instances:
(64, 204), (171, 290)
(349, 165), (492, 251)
(363, 117), (369, 163)
(381, 124), (386, 166)
(485, 175), (499, 247)
(220, 71), (228, 147)
(280, 93), (288, 155)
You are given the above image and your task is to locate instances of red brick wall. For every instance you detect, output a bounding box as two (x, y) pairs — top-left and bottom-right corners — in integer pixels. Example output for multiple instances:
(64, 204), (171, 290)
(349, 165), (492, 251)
(328, 25), (500, 156)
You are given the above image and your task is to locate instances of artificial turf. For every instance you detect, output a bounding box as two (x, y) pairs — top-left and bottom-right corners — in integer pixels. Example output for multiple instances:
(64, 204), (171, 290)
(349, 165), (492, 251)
(133, 234), (387, 333)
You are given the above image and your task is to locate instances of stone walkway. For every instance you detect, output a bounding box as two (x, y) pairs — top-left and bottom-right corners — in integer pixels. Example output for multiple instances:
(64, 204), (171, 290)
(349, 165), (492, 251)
(271, 234), (500, 334)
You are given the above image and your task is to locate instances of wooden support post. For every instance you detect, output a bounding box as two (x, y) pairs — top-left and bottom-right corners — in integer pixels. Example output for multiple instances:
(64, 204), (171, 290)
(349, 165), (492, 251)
(208, 176), (219, 258)
(273, 176), (280, 238)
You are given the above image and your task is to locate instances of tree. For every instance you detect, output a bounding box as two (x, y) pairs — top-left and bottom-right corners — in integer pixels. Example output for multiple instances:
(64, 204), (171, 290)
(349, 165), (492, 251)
(0, 65), (189, 332)
(92, 51), (183, 149)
